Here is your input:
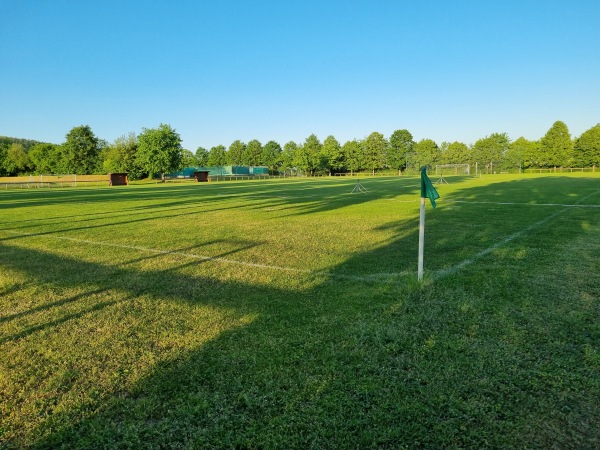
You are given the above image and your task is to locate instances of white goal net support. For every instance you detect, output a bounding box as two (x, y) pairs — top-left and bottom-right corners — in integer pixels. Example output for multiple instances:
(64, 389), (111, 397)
(435, 164), (470, 176)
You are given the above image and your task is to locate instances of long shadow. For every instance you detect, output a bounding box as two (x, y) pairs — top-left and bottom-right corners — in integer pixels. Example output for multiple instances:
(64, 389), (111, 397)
(2, 175), (599, 448)
(0, 177), (420, 219)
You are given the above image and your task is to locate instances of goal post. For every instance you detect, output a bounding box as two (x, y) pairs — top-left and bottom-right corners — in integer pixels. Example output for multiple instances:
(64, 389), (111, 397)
(435, 164), (470, 176)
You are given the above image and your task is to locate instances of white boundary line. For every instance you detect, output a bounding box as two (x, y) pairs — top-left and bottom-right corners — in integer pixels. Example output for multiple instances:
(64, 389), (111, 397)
(434, 189), (600, 279)
(1, 229), (411, 283)
(449, 200), (600, 208)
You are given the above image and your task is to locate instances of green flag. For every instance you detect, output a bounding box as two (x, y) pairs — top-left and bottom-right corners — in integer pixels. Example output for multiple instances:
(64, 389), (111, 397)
(420, 166), (440, 208)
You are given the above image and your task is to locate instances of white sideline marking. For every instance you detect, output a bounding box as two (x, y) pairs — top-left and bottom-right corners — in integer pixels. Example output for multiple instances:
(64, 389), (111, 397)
(450, 200), (600, 208)
(1, 230), (409, 283)
(435, 190), (600, 279)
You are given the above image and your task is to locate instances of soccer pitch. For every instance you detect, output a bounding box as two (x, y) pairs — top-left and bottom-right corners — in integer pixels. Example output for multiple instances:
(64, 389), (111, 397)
(1, 174), (599, 448)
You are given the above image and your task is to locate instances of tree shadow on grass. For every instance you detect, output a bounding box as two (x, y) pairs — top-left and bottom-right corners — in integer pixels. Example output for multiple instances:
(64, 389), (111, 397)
(1, 176), (599, 448)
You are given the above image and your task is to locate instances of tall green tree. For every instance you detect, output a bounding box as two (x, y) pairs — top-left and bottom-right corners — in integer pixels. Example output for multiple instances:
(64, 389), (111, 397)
(413, 139), (441, 168)
(539, 121), (573, 167)
(322, 135), (344, 175)
(388, 129), (414, 172)
(362, 132), (388, 175)
(510, 137), (540, 169)
(441, 141), (472, 165)
(281, 141), (298, 173)
(573, 124), (600, 167)
(62, 125), (102, 174)
(180, 149), (196, 169)
(472, 133), (509, 173)
(28, 143), (61, 174)
(195, 147), (209, 166)
(207, 145), (227, 166)
(343, 140), (363, 174)
(242, 140), (263, 166)
(3, 143), (32, 175)
(101, 133), (142, 178)
(136, 123), (183, 180)
(227, 140), (246, 165)
(261, 140), (283, 173)
(294, 134), (322, 175)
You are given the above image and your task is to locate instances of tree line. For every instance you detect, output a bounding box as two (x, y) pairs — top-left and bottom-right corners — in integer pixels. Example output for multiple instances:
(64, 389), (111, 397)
(1, 120), (599, 179)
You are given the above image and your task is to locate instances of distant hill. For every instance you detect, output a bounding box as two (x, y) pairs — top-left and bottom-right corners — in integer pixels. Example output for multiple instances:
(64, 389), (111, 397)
(0, 136), (54, 151)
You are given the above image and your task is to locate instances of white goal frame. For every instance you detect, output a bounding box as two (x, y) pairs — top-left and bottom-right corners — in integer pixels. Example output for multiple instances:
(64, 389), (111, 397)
(435, 164), (470, 176)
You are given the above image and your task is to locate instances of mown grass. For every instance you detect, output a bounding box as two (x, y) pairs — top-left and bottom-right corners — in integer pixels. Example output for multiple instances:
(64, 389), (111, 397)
(1, 174), (599, 449)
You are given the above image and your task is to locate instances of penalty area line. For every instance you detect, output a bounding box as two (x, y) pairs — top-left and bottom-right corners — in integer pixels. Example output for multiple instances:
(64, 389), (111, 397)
(435, 189), (600, 279)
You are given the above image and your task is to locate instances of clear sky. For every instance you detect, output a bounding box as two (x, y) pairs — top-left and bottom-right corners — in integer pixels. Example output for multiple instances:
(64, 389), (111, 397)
(2, 0), (599, 151)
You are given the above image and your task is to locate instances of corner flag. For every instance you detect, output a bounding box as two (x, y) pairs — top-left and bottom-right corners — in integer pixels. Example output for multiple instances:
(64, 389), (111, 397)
(418, 167), (440, 281)
(420, 166), (440, 208)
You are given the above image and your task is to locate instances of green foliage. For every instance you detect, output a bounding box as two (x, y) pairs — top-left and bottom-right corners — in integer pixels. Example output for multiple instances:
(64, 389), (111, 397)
(261, 140), (282, 173)
(102, 133), (143, 179)
(207, 145), (227, 166)
(322, 135), (344, 174)
(281, 141), (298, 172)
(413, 138), (440, 168)
(62, 125), (102, 174)
(441, 141), (472, 165)
(180, 149), (196, 169)
(136, 124), (183, 179)
(195, 147), (209, 166)
(28, 143), (62, 174)
(362, 131), (388, 174)
(294, 134), (322, 175)
(242, 140), (263, 166)
(227, 140), (245, 165)
(343, 139), (363, 174)
(540, 121), (574, 167)
(2, 143), (32, 175)
(472, 133), (509, 172)
(388, 129), (414, 169)
(0, 137), (57, 176)
(510, 137), (540, 169)
(574, 124), (600, 167)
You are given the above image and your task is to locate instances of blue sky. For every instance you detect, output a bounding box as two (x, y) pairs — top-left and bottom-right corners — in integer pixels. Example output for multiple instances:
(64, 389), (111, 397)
(2, 0), (599, 151)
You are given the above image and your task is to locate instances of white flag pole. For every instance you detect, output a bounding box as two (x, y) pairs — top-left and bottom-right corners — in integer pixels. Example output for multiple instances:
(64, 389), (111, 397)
(418, 197), (426, 281)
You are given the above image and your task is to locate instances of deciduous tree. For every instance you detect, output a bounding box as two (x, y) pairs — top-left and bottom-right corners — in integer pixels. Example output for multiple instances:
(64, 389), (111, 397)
(441, 141), (472, 165)
(322, 135), (344, 175)
(28, 143), (60, 174)
(540, 121), (573, 167)
(136, 123), (183, 180)
(3, 143), (32, 175)
(574, 124), (600, 167)
(261, 140), (282, 173)
(195, 147), (209, 166)
(227, 140), (245, 165)
(180, 149), (196, 169)
(413, 139), (441, 168)
(294, 134), (322, 175)
(62, 125), (102, 174)
(207, 145), (227, 166)
(281, 141), (298, 173)
(472, 133), (509, 173)
(343, 140), (363, 174)
(388, 129), (414, 172)
(102, 133), (142, 178)
(242, 140), (263, 166)
(362, 132), (388, 175)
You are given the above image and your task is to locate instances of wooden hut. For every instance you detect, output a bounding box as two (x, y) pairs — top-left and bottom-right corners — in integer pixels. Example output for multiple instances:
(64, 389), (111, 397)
(109, 173), (129, 186)
(194, 171), (210, 182)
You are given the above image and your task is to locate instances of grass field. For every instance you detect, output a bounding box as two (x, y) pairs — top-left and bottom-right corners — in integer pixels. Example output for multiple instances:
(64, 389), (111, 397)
(1, 173), (599, 449)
